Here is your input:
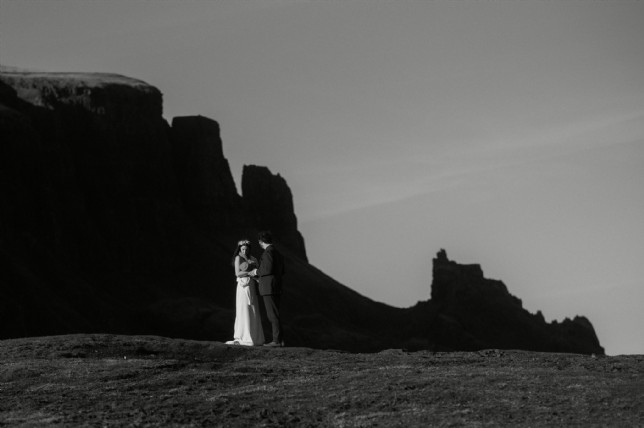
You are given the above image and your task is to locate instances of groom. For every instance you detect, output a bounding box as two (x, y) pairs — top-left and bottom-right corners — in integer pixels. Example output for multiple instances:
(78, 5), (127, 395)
(251, 231), (285, 347)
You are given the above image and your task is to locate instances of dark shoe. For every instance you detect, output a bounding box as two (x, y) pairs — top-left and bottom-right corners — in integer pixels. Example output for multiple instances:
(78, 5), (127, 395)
(263, 341), (282, 347)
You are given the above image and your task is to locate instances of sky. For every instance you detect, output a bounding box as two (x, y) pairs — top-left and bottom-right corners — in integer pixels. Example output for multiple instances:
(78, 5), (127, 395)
(2, 0), (643, 355)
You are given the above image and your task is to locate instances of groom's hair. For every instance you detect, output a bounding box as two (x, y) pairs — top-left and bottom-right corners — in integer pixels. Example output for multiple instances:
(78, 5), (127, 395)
(258, 230), (273, 244)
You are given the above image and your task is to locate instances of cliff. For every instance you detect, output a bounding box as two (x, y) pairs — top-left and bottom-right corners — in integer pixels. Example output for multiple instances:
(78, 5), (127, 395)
(0, 69), (604, 354)
(0, 71), (306, 341)
(170, 115), (244, 235)
(424, 249), (604, 354)
(242, 165), (307, 261)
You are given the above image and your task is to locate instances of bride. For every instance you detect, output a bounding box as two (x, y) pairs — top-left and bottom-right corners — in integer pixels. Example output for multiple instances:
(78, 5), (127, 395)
(225, 240), (265, 346)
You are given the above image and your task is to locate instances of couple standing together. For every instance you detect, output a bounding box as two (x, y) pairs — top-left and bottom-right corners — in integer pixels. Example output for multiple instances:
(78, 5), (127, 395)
(226, 231), (285, 347)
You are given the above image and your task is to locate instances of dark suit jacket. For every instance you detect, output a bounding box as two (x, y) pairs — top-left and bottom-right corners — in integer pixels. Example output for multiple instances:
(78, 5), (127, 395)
(256, 245), (285, 296)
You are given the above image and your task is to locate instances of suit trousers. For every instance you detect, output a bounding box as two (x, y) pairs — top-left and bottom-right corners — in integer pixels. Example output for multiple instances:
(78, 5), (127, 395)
(262, 294), (282, 344)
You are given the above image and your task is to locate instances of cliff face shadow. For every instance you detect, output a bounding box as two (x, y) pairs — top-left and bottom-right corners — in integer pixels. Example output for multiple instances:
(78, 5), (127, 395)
(0, 70), (603, 355)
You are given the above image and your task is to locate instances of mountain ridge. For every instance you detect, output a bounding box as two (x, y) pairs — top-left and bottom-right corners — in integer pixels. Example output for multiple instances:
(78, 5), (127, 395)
(0, 69), (603, 354)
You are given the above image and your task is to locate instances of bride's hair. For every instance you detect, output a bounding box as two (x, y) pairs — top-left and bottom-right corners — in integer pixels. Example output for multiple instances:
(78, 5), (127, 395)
(231, 239), (252, 266)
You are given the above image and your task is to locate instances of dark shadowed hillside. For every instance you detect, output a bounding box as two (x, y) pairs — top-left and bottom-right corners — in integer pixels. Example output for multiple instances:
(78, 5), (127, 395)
(0, 69), (603, 354)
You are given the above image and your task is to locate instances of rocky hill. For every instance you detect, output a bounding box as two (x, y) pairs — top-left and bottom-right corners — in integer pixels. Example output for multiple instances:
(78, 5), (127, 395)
(0, 70), (603, 354)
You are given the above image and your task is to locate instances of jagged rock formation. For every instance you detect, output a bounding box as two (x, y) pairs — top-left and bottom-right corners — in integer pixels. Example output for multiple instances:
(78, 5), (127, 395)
(424, 249), (604, 354)
(242, 165), (307, 261)
(170, 115), (244, 235)
(0, 72), (180, 276)
(0, 71), (305, 341)
(0, 69), (604, 354)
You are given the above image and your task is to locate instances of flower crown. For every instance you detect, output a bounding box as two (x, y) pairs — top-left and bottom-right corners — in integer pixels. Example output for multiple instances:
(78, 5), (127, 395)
(238, 240), (251, 246)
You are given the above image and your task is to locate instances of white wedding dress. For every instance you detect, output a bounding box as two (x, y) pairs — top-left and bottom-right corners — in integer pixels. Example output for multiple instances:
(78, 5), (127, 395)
(226, 258), (264, 346)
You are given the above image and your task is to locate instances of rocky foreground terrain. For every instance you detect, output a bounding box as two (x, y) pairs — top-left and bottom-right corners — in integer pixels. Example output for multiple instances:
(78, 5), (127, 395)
(0, 335), (641, 426)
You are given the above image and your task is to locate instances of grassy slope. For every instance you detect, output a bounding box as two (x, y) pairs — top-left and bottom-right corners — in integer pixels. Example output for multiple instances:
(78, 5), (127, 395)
(0, 334), (641, 426)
